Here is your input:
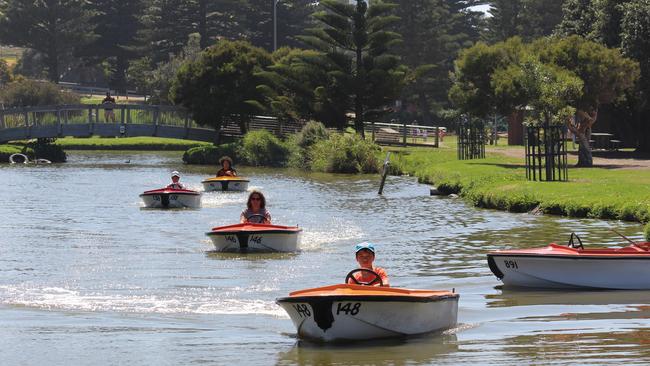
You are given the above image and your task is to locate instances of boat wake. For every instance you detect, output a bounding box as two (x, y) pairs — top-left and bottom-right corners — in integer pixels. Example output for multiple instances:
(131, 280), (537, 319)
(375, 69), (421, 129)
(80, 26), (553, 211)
(0, 285), (288, 317)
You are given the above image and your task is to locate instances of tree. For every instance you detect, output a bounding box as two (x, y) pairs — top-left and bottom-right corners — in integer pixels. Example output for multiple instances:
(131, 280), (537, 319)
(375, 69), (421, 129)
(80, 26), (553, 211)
(241, 0), (316, 51)
(450, 36), (639, 167)
(84, 0), (146, 92)
(621, 0), (650, 151)
(486, 0), (564, 43)
(258, 47), (349, 129)
(143, 0), (241, 62)
(0, 0), (94, 82)
(536, 36), (639, 166)
(449, 37), (526, 118)
(300, 0), (405, 137)
(171, 40), (272, 141)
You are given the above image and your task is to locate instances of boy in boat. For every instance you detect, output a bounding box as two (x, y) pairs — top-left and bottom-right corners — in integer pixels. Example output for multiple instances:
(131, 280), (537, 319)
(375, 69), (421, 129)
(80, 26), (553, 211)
(240, 190), (272, 224)
(217, 156), (237, 177)
(167, 171), (186, 190)
(347, 242), (390, 287)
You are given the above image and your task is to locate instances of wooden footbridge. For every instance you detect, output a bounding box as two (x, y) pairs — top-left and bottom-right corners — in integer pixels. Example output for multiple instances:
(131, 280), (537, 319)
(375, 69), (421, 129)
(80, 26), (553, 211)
(0, 104), (304, 143)
(0, 104), (441, 147)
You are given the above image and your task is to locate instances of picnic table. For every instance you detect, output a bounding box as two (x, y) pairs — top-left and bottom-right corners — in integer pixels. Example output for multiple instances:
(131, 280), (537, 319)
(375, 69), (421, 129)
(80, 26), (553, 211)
(590, 132), (614, 150)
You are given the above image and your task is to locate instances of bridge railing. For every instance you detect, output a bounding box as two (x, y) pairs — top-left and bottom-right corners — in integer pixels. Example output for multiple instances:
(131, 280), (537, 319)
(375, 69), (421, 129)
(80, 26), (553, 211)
(0, 104), (199, 130)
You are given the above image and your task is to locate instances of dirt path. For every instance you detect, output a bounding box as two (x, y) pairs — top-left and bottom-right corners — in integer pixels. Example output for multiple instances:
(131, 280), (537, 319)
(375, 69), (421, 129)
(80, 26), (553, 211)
(487, 146), (650, 170)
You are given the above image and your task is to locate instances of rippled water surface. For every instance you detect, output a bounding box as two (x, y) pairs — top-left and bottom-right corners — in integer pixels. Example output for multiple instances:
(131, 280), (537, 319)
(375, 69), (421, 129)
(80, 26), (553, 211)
(1, 151), (649, 365)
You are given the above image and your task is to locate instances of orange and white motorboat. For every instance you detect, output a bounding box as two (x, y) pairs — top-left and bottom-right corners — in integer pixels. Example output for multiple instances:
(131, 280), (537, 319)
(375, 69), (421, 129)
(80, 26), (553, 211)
(206, 223), (301, 252)
(201, 176), (250, 192)
(488, 233), (650, 289)
(276, 269), (459, 342)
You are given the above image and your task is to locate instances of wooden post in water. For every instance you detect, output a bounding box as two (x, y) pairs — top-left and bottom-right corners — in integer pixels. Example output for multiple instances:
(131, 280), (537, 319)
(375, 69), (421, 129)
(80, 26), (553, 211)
(378, 152), (391, 195)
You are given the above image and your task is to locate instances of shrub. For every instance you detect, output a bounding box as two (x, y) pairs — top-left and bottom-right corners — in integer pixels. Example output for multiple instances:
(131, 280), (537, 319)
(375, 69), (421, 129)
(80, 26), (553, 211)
(0, 78), (80, 107)
(288, 121), (330, 169)
(238, 130), (289, 167)
(295, 121), (329, 149)
(24, 138), (66, 162)
(183, 143), (240, 165)
(309, 133), (380, 173)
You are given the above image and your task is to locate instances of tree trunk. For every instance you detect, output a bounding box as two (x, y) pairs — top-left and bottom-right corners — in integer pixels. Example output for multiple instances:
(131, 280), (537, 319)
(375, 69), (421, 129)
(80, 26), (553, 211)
(575, 131), (593, 167)
(238, 114), (248, 135)
(46, 46), (59, 83)
(199, 0), (208, 49)
(355, 47), (365, 138)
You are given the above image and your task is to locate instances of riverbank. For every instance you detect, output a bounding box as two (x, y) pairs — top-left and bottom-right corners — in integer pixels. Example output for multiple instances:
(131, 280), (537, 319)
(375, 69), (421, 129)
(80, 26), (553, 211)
(54, 136), (210, 150)
(0, 144), (23, 161)
(390, 146), (650, 224)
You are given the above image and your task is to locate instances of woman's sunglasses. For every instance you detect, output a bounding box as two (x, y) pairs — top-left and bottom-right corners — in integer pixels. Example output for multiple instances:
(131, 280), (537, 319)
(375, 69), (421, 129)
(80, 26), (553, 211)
(250, 197), (261, 201)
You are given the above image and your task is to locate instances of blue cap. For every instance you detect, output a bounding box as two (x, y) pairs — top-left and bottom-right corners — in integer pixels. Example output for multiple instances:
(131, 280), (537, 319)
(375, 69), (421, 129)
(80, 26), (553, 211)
(355, 242), (375, 254)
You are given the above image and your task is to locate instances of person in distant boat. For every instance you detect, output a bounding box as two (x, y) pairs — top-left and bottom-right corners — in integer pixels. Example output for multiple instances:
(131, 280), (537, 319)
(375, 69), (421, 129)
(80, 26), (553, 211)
(167, 171), (185, 190)
(240, 190), (272, 224)
(347, 242), (390, 287)
(216, 156), (237, 177)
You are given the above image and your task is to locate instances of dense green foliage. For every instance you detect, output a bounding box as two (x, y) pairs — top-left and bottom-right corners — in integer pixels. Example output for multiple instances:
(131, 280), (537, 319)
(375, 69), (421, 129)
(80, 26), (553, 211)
(299, 0), (405, 136)
(0, 79), (80, 107)
(0, 0), (94, 82)
(390, 0), (484, 126)
(309, 133), (380, 174)
(450, 36), (639, 166)
(287, 121), (330, 168)
(237, 130), (289, 167)
(26, 138), (67, 163)
(486, 0), (564, 43)
(171, 40), (272, 135)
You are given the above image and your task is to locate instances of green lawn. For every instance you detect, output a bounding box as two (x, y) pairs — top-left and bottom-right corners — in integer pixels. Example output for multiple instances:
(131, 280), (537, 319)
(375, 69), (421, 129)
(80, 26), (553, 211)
(54, 136), (210, 151)
(390, 146), (650, 223)
(0, 144), (23, 162)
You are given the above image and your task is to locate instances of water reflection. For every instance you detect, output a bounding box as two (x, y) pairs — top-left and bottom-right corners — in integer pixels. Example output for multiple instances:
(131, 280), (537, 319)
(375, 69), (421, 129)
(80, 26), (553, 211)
(276, 333), (459, 366)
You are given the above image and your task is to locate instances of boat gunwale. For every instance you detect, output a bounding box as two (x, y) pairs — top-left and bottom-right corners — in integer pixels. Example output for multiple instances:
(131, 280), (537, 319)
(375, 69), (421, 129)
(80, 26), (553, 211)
(276, 293), (459, 304)
(208, 223), (302, 234)
(140, 189), (202, 196)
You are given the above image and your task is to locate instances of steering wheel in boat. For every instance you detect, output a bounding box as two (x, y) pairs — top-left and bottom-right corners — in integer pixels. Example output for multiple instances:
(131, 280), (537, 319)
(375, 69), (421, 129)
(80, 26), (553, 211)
(345, 268), (384, 287)
(246, 214), (268, 224)
(567, 232), (584, 250)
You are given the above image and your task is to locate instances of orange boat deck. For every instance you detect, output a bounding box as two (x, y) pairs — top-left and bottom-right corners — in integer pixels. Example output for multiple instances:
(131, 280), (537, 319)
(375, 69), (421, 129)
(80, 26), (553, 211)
(288, 284), (455, 298)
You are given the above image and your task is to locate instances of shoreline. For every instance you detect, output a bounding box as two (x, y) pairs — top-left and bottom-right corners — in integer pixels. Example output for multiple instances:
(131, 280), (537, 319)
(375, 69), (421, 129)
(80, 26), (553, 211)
(389, 146), (650, 226)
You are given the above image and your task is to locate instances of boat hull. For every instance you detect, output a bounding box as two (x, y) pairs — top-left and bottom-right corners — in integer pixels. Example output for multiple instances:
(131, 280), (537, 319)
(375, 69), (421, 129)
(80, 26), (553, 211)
(488, 244), (650, 289)
(277, 285), (458, 342)
(139, 189), (202, 209)
(206, 223), (301, 252)
(202, 177), (249, 192)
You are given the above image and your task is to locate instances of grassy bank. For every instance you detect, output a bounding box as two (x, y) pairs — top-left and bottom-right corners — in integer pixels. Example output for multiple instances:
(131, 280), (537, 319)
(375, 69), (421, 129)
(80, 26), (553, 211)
(391, 147), (650, 223)
(54, 137), (210, 151)
(0, 144), (24, 162)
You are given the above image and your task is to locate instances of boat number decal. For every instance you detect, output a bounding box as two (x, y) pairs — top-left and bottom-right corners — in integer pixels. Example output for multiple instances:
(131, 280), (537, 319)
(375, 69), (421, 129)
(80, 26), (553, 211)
(225, 235), (237, 244)
(153, 195), (161, 201)
(249, 235), (262, 245)
(170, 195), (178, 200)
(504, 260), (519, 269)
(336, 303), (361, 316)
(292, 304), (311, 318)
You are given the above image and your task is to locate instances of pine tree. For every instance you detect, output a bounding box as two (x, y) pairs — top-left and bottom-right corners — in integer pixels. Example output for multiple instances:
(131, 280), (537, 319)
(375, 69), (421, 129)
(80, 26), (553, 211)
(0, 0), (95, 82)
(85, 0), (146, 92)
(300, 0), (405, 136)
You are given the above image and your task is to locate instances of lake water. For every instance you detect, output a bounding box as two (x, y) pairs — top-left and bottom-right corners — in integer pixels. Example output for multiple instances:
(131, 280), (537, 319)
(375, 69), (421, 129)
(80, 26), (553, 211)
(1, 151), (649, 365)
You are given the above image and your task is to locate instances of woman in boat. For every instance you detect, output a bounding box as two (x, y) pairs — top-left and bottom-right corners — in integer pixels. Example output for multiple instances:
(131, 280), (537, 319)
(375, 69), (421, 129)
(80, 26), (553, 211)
(347, 242), (390, 287)
(167, 171), (185, 190)
(240, 190), (272, 224)
(216, 156), (237, 177)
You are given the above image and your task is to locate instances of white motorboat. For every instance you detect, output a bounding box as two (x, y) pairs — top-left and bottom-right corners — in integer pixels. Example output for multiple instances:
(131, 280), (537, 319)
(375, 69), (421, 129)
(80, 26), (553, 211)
(277, 270), (459, 342)
(487, 234), (650, 289)
(206, 223), (301, 252)
(202, 176), (250, 192)
(139, 188), (202, 209)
